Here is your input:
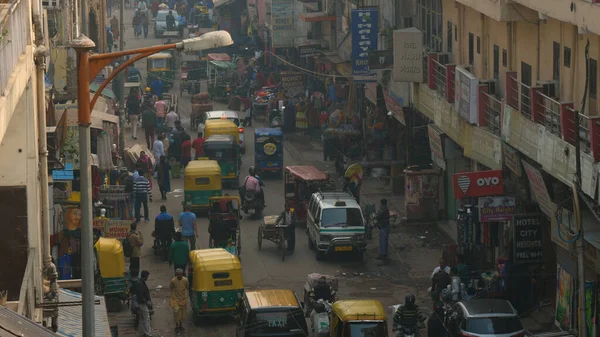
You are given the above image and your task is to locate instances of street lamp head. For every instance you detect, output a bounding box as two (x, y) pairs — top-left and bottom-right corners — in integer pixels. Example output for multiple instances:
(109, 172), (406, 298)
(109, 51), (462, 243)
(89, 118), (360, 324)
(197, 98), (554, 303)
(176, 31), (234, 52)
(71, 34), (96, 50)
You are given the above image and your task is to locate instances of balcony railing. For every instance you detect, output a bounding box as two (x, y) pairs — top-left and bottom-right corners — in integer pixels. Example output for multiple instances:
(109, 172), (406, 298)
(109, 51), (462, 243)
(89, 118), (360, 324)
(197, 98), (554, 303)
(579, 111), (591, 154)
(0, 0), (28, 96)
(479, 91), (502, 136)
(537, 92), (562, 137)
(432, 59), (447, 97)
(423, 52), (429, 84)
(426, 53), (455, 103)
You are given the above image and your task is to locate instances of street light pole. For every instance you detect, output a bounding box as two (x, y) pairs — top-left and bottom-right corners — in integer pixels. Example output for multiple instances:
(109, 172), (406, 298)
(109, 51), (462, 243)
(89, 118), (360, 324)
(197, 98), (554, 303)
(73, 35), (96, 337)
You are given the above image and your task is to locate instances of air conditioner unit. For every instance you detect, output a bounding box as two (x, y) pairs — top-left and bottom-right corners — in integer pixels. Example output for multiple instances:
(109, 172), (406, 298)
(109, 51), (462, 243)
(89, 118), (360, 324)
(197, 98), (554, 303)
(480, 79), (497, 96)
(42, 0), (60, 8)
(537, 80), (558, 98)
(437, 53), (450, 65)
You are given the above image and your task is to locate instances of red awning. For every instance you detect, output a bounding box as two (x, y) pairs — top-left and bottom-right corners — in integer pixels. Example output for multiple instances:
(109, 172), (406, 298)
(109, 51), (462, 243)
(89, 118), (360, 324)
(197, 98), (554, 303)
(299, 12), (336, 22)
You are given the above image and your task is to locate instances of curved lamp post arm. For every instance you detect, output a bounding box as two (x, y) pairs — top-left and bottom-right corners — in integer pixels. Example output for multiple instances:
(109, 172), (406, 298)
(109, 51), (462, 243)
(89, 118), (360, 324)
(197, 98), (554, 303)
(88, 43), (177, 111)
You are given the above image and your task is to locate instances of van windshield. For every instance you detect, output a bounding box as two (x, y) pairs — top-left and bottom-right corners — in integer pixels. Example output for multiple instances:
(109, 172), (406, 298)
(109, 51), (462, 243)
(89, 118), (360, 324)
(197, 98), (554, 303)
(321, 208), (363, 228)
(248, 309), (306, 335)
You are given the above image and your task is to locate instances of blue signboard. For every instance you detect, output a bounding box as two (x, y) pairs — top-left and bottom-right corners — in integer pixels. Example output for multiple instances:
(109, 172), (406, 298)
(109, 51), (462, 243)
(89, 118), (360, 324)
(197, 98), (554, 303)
(351, 8), (379, 78)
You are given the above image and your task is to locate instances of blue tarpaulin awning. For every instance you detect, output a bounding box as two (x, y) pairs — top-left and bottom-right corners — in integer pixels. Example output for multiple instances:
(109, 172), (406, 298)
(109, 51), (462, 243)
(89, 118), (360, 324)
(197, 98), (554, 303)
(52, 163), (74, 181)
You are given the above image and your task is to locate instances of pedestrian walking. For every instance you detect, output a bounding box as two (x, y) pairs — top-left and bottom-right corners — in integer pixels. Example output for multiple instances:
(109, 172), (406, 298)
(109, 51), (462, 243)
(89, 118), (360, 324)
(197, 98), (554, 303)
(142, 12), (150, 38)
(154, 99), (167, 134)
(375, 198), (390, 261)
(181, 133), (192, 167)
(135, 270), (153, 337)
(192, 132), (205, 159)
(157, 155), (171, 200)
(169, 120), (184, 163)
(151, 78), (164, 99)
(126, 88), (141, 139)
(133, 170), (151, 222)
(169, 232), (190, 274)
(165, 107), (179, 130)
(179, 205), (198, 250)
(110, 15), (120, 40)
(277, 202), (296, 253)
(151, 0), (159, 18)
(152, 134), (165, 169)
(170, 269), (189, 333)
(127, 222), (144, 275)
(166, 10), (176, 31)
(142, 103), (157, 149)
(106, 27), (114, 52)
(154, 205), (175, 262)
(136, 151), (154, 200)
(132, 11), (142, 38)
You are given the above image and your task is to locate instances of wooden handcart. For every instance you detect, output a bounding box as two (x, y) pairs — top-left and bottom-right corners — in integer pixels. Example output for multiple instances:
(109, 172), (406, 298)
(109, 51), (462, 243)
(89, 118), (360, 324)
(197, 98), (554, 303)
(257, 215), (289, 261)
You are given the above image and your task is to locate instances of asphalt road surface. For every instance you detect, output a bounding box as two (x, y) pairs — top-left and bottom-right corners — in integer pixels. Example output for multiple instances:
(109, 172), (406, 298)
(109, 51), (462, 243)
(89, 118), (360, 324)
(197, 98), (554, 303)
(108, 11), (418, 336)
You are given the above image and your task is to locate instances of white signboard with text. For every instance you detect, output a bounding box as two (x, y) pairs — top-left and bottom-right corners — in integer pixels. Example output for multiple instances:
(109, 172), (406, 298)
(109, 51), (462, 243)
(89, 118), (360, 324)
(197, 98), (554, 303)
(392, 28), (423, 83)
(271, 0), (294, 48)
(454, 66), (479, 124)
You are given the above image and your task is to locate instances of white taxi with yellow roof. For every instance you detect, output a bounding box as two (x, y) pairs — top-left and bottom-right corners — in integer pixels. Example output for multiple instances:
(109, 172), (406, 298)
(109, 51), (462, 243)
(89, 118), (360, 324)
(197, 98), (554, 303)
(199, 110), (246, 154)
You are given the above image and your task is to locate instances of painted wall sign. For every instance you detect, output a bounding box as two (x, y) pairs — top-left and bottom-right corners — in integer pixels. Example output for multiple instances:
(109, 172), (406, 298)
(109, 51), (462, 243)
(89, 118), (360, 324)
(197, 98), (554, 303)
(478, 196), (516, 222)
(428, 125), (446, 170)
(392, 27), (423, 82)
(521, 160), (555, 219)
(452, 170), (504, 198)
(351, 8), (378, 78)
(279, 71), (304, 97)
(271, 0), (294, 48)
(367, 50), (393, 69)
(512, 213), (544, 264)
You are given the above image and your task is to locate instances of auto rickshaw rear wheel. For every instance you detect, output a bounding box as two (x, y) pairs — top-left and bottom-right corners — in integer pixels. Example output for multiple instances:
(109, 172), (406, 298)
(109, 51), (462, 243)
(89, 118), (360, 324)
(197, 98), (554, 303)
(105, 296), (122, 313)
(257, 227), (262, 250)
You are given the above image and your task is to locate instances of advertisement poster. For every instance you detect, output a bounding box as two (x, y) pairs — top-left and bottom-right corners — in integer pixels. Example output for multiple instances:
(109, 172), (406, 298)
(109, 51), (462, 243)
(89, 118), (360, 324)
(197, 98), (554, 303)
(454, 66), (478, 124)
(586, 281), (595, 337)
(93, 218), (107, 232)
(522, 160), (555, 218)
(392, 28), (423, 82)
(452, 170), (504, 199)
(477, 196), (516, 222)
(64, 206), (82, 231)
(103, 220), (131, 239)
(555, 264), (573, 330)
(512, 214), (544, 264)
(279, 72), (304, 97)
(271, 0), (294, 48)
(351, 8), (378, 78)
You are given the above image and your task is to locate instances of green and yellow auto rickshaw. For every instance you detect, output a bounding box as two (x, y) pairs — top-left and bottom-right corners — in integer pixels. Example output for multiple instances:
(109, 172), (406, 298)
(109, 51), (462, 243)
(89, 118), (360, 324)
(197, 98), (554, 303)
(94, 237), (129, 312)
(188, 248), (244, 324)
(147, 52), (176, 89)
(206, 53), (236, 102)
(184, 159), (223, 212)
(202, 134), (241, 188)
(330, 300), (388, 336)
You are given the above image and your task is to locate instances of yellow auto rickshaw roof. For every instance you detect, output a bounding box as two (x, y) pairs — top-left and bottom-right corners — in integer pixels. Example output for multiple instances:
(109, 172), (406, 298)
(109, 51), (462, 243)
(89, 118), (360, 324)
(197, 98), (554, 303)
(184, 159), (222, 175)
(332, 300), (386, 321)
(205, 119), (238, 129)
(94, 237), (123, 254)
(189, 248), (241, 272)
(148, 52), (173, 59)
(245, 289), (300, 309)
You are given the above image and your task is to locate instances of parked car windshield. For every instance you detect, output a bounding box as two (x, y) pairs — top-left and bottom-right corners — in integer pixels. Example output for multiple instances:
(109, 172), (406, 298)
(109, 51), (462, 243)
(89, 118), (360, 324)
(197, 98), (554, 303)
(344, 322), (386, 337)
(321, 207), (363, 227)
(248, 309), (306, 334)
(466, 317), (523, 334)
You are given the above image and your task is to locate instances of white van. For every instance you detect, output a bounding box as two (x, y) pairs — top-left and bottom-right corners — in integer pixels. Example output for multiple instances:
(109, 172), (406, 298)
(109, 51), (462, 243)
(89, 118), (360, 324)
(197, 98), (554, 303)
(306, 191), (367, 260)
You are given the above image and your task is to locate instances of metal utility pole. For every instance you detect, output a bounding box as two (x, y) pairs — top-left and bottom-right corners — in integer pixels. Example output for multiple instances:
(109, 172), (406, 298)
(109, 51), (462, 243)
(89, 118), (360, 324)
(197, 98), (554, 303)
(81, 0), (88, 35)
(120, 0), (125, 52)
(72, 35), (96, 337)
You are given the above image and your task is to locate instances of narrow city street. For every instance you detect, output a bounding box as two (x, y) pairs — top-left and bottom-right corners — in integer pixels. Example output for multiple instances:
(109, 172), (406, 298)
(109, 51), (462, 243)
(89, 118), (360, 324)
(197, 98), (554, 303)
(108, 10), (436, 336)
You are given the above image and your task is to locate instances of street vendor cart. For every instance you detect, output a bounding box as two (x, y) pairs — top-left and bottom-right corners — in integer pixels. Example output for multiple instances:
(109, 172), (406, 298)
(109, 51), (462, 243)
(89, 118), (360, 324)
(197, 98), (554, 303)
(180, 60), (205, 95)
(206, 53), (236, 102)
(258, 215), (290, 261)
(284, 166), (333, 227)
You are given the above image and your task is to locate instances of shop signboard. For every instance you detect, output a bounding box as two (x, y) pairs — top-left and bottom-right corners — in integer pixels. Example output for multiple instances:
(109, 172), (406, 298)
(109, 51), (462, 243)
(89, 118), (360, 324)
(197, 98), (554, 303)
(478, 196), (516, 222)
(521, 160), (555, 219)
(504, 109), (544, 162)
(93, 218), (107, 232)
(428, 125), (446, 170)
(503, 144), (522, 177)
(104, 220), (132, 239)
(297, 44), (321, 57)
(351, 8), (378, 77)
(454, 66), (479, 124)
(470, 127), (502, 170)
(279, 71), (304, 97)
(555, 264), (574, 330)
(270, 0), (294, 48)
(452, 170), (504, 199)
(367, 50), (393, 69)
(512, 213), (544, 264)
(384, 89), (405, 125)
(392, 28), (423, 82)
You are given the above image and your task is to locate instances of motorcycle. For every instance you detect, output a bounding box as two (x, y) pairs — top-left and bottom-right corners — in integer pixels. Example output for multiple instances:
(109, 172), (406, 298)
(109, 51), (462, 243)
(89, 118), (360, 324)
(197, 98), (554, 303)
(392, 305), (426, 337)
(243, 189), (264, 218)
(310, 299), (332, 337)
(270, 106), (282, 128)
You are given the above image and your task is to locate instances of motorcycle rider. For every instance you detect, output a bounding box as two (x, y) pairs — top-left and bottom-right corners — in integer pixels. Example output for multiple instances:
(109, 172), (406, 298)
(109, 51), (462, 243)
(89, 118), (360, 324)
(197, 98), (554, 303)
(309, 276), (337, 312)
(240, 167), (262, 209)
(393, 294), (425, 337)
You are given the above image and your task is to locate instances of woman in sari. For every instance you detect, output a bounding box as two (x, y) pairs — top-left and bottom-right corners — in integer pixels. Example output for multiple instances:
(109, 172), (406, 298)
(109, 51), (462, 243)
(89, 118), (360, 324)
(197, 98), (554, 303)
(157, 155), (171, 200)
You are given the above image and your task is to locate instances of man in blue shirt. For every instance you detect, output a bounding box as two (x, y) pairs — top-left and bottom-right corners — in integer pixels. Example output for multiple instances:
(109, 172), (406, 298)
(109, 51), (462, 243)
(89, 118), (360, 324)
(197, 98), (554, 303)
(155, 205), (175, 261)
(151, 79), (164, 99)
(179, 205), (198, 250)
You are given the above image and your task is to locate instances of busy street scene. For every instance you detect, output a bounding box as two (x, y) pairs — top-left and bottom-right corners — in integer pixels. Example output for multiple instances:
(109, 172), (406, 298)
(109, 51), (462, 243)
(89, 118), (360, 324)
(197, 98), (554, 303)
(2, 0), (600, 336)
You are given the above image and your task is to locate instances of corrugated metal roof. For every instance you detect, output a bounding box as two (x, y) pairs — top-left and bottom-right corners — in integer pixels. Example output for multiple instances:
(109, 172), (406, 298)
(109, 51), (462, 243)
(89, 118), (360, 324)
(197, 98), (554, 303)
(52, 163), (74, 181)
(56, 289), (111, 337)
(0, 306), (58, 337)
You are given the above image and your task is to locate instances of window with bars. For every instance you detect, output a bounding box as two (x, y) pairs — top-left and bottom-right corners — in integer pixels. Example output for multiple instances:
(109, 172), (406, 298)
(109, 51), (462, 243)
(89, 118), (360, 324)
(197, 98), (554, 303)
(416, 0), (443, 53)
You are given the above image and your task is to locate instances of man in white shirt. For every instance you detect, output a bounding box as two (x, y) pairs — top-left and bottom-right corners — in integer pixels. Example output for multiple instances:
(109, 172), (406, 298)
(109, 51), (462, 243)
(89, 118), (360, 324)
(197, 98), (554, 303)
(138, 0), (147, 13)
(449, 267), (462, 302)
(165, 108), (179, 130)
(153, 134), (165, 163)
(431, 258), (451, 279)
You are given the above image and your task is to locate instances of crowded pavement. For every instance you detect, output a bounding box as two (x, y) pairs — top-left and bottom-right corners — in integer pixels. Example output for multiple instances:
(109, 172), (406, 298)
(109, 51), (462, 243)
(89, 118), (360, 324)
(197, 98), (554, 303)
(106, 6), (442, 337)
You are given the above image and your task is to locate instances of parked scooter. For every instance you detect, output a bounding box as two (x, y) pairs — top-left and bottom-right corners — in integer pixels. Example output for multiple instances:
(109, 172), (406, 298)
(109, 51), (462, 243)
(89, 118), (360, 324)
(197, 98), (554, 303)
(310, 299), (332, 337)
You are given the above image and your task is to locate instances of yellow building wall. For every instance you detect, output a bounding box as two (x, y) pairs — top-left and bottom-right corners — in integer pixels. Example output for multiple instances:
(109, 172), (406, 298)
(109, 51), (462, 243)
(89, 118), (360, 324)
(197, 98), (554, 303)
(442, 0), (458, 60)
(484, 17), (510, 96)
(463, 7), (484, 76)
(514, 20), (538, 84)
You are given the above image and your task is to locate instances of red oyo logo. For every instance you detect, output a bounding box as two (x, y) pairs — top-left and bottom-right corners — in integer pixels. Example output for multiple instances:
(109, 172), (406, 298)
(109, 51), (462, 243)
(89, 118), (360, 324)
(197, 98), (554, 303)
(452, 170), (504, 198)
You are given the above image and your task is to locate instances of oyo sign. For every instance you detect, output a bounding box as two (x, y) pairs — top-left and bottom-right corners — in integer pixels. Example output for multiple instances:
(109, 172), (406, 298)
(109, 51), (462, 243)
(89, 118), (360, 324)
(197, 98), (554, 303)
(452, 170), (504, 198)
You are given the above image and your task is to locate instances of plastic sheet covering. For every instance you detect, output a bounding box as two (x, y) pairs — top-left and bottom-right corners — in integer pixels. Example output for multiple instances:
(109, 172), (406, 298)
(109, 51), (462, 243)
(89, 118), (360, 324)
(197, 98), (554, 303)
(57, 289), (111, 337)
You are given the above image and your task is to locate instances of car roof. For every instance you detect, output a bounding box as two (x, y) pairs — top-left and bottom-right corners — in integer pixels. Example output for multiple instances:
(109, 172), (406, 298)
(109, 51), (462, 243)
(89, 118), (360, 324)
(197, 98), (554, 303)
(458, 299), (517, 317)
(313, 191), (360, 209)
(285, 166), (328, 181)
(206, 110), (240, 119)
(332, 300), (386, 321)
(245, 289), (300, 309)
